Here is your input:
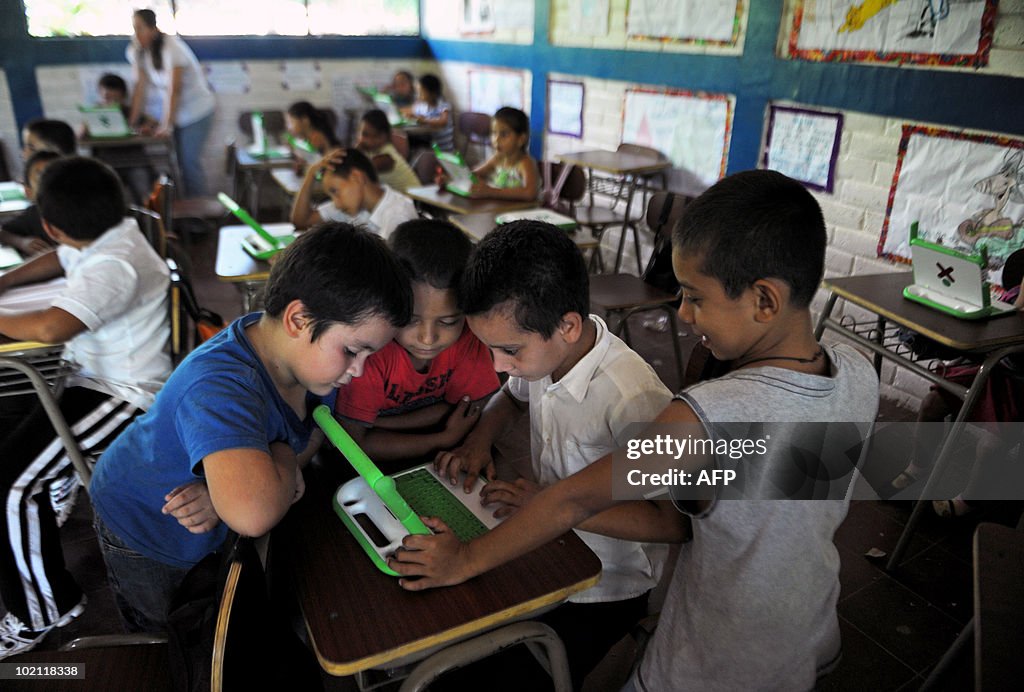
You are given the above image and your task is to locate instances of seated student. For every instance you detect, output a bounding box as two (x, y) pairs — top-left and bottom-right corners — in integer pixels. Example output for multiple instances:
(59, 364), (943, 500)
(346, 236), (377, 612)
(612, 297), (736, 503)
(85, 73), (158, 204)
(21, 118), (76, 160)
(468, 107), (539, 202)
(334, 219), (500, 464)
(408, 74), (455, 152)
(0, 150), (61, 257)
(428, 220), (672, 688)
(92, 73), (158, 135)
(290, 147), (418, 238)
(387, 70), (416, 108)
(397, 171), (881, 692)
(89, 223), (412, 632)
(356, 109), (420, 193)
(0, 157), (182, 658)
(285, 101), (341, 169)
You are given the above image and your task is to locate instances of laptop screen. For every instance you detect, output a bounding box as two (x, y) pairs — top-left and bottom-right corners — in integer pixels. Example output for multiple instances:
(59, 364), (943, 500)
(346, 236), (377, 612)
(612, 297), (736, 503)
(911, 242), (987, 307)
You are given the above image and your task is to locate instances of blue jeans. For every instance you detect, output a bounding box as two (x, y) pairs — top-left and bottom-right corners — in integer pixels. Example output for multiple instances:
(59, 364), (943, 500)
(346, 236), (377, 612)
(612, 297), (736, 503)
(93, 513), (191, 633)
(174, 112), (214, 197)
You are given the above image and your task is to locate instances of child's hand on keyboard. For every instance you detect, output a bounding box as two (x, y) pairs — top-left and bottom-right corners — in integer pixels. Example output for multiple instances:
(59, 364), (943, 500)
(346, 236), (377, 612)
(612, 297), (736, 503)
(389, 516), (473, 589)
(480, 477), (541, 518)
(435, 440), (495, 494)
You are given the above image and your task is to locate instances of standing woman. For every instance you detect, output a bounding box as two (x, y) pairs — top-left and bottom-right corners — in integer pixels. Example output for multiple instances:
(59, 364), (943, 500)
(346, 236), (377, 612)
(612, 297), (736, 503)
(127, 9), (215, 196)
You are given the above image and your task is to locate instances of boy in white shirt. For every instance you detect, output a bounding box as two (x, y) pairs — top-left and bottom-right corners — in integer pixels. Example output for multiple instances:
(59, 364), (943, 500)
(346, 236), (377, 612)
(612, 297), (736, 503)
(0, 157), (197, 659)
(290, 147), (418, 239)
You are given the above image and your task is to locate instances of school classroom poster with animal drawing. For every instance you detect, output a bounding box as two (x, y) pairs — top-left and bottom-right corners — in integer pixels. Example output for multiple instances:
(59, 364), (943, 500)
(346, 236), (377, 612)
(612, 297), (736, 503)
(788, 0), (998, 65)
(880, 126), (1024, 288)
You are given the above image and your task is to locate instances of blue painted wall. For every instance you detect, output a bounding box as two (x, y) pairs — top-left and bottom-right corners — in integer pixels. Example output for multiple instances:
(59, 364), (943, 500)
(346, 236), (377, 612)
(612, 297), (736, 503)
(2, 0), (1021, 174)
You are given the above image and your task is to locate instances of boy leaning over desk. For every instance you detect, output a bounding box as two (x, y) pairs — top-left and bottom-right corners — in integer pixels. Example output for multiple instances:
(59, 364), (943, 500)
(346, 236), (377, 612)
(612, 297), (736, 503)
(395, 171), (881, 692)
(0, 157), (195, 660)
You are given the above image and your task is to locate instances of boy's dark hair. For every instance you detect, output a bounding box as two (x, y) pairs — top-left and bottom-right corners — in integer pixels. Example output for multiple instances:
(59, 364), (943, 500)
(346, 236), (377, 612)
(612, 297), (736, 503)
(24, 150), (62, 183)
(493, 107), (529, 143)
(264, 223), (412, 341)
(25, 119), (76, 156)
(325, 147), (378, 185)
(98, 73), (128, 95)
(418, 74), (442, 98)
(673, 169), (826, 307)
(360, 109), (392, 137)
(395, 70), (413, 84)
(390, 219), (473, 291)
(287, 101), (340, 146)
(36, 157), (125, 240)
(460, 220), (588, 338)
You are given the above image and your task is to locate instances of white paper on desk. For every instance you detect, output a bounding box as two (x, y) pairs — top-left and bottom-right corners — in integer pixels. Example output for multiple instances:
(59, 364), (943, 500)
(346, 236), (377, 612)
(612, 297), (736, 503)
(0, 278), (66, 314)
(0, 246), (22, 270)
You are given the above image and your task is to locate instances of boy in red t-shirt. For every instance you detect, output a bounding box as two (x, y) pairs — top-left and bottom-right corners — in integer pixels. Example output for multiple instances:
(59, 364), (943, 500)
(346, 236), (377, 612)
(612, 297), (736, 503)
(334, 219), (499, 466)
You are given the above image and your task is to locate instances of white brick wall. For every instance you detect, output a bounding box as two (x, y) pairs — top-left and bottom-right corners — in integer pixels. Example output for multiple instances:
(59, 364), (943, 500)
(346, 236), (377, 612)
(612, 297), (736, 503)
(423, 0), (534, 45)
(0, 71), (20, 180)
(778, 0), (1024, 77)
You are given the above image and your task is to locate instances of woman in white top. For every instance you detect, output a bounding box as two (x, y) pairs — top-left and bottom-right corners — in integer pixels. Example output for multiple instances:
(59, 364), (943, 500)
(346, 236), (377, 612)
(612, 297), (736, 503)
(127, 9), (216, 196)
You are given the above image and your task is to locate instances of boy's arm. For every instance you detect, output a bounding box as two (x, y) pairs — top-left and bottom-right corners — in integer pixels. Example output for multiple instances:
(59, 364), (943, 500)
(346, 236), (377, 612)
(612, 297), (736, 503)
(203, 442), (300, 538)
(435, 384), (527, 492)
(370, 152), (396, 173)
(290, 163), (326, 230)
(0, 307), (86, 344)
(340, 397), (482, 461)
(577, 500), (691, 543)
(0, 229), (50, 257)
(371, 401), (452, 430)
(392, 398), (701, 589)
(0, 250), (63, 294)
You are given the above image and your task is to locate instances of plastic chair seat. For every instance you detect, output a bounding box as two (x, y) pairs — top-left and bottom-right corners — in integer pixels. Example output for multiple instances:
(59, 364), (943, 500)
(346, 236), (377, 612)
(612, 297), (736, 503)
(590, 273), (679, 311)
(172, 196), (226, 221)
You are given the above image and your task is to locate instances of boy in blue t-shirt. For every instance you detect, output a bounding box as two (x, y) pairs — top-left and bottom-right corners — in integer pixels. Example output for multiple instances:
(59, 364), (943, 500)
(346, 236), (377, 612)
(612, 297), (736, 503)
(334, 219), (500, 466)
(90, 223), (412, 632)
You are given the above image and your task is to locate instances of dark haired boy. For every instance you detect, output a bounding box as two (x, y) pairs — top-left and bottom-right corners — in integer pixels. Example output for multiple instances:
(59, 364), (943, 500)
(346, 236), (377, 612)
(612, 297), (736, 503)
(394, 171), (880, 691)
(290, 147), (417, 237)
(0, 150), (61, 256)
(334, 219), (499, 463)
(21, 118), (76, 159)
(90, 223), (412, 632)
(356, 109), (420, 192)
(432, 220), (672, 688)
(409, 74), (454, 151)
(0, 157), (173, 658)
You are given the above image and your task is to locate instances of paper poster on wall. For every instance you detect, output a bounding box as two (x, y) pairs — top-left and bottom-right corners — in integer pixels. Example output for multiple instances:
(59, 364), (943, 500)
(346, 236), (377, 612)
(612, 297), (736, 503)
(879, 125), (1024, 287)
(547, 80), (584, 138)
(494, 0), (534, 30)
(789, 0), (997, 66)
(461, 0), (496, 34)
(622, 88), (732, 191)
(627, 0), (741, 45)
(468, 69), (525, 116)
(763, 105), (843, 192)
(204, 62), (250, 95)
(281, 61), (321, 91)
(569, 0), (610, 36)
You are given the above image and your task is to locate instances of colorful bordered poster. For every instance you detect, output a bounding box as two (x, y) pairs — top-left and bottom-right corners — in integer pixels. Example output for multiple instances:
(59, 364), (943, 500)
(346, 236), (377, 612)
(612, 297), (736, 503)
(763, 105), (843, 192)
(622, 88), (733, 190)
(789, 0), (997, 66)
(468, 69), (525, 115)
(880, 125), (1024, 285)
(547, 80), (585, 138)
(627, 0), (742, 46)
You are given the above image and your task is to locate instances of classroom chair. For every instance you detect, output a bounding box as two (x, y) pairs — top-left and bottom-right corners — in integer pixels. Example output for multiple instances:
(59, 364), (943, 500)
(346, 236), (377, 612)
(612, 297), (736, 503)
(237, 110), (286, 145)
(458, 111), (492, 165)
(412, 149), (440, 185)
(542, 161), (605, 272)
(392, 130), (411, 160)
(588, 191), (689, 389)
(148, 175), (226, 243)
(615, 143), (670, 213)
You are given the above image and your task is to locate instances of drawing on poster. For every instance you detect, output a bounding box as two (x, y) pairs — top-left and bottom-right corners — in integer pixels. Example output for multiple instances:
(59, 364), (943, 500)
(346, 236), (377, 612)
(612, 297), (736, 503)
(627, 0), (741, 44)
(547, 80), (584, 138)
(880, 126), (1024, 287)
(763, 105), (843, 192)
(469, 69), (525, 116)
(790, 0), (996, 65)
(461, 0), (497, 34)
(622, 89), (732, 190)
(569, 0), (610, 36)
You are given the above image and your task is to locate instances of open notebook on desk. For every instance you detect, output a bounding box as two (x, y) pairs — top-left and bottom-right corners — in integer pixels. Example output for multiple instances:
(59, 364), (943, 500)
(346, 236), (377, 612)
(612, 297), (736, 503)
(314, 405), (501, 576)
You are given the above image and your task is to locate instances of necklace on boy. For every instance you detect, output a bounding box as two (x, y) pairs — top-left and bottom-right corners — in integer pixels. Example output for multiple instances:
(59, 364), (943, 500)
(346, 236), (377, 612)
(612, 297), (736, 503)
(735, 346), (825, 370)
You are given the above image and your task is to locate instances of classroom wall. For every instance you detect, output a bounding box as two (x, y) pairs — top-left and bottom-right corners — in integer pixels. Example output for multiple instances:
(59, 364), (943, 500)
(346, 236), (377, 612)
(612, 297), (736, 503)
(423, 0), (535, 45)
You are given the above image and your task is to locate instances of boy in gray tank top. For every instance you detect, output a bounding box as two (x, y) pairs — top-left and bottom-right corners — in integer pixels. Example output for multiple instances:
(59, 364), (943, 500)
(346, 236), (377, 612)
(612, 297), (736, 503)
(388, 171), (880, 692)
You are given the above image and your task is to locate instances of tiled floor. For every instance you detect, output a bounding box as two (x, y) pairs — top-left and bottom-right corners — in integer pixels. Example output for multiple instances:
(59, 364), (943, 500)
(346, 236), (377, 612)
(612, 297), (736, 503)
(10, 229), (1022, 691)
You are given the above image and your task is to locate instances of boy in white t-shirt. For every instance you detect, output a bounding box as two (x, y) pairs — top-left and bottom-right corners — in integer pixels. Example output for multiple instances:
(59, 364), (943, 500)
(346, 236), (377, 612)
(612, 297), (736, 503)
(356, 109), (420, 193)
(0, 157), (200, 659)
(290, 147), (418, 239)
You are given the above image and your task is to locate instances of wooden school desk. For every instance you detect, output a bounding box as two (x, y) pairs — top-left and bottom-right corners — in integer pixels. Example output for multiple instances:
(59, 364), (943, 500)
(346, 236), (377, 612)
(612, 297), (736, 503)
(450, 211), (601, 257)
(80, 135), (183, 191)
(231, 146), (294, 214)
(404, 185), (536, 218)
(814, 272), (1024, 570)
(273, 470), (602, 680)
(214, 223), (295, 312)
(553, 150), (670, 274)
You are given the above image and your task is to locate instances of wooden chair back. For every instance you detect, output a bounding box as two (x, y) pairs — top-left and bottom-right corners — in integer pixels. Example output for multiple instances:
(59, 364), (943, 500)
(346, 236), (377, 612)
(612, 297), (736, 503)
(412, 150), (439, 185)
(391, 130), (410, 160)
(237, 110), (286, 142)
(458, 111), (492, 163)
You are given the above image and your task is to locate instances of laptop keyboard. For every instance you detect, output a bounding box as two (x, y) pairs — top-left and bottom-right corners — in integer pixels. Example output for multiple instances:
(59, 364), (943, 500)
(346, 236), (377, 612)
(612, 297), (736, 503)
(0, 189), (26, 203)
(394, 468), (488, 542)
